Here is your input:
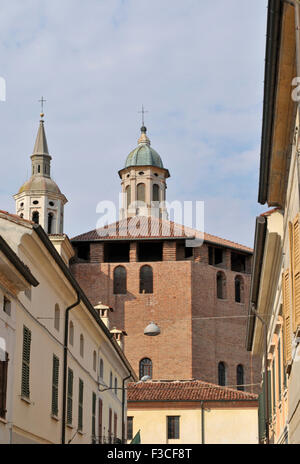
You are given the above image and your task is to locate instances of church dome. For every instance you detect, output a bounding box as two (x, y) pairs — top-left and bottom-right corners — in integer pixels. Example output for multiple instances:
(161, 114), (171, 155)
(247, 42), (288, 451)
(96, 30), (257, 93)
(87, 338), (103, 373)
(18, 176), (62, 195)
(125, 126), (164, 169)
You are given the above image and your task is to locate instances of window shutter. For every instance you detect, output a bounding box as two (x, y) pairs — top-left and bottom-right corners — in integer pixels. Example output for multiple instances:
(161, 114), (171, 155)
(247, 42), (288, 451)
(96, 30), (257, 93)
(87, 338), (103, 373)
(51, 355), (59, 416)
(292, 215), (300, 331)
(78, 379), (84, 431)
(258, 378), (266, 443)
(267, 370), (272, 423)
(21, 326), (31, 398)
(282, 270), (292, 365)
(0, 352), (8, 419)
(67, 368), (73, 425)
(92, 392), (96, 443)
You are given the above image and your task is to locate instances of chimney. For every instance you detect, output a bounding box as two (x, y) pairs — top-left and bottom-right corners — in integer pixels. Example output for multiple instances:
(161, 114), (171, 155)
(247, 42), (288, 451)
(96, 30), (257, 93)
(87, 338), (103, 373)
(94, 302), (113, 330)
(110, 327), (127, 350)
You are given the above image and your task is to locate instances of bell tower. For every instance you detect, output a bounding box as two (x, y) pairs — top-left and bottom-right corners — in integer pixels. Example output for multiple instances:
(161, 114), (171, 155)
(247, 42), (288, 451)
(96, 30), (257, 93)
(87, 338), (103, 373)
(119, 125), (170, 219)
(14, 110), (67, 234)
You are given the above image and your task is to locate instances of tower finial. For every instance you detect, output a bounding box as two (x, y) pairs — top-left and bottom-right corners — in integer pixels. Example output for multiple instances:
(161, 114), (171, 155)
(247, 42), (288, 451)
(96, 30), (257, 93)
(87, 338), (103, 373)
(138, 104), (148, 127)
(39, 96), (46, 120)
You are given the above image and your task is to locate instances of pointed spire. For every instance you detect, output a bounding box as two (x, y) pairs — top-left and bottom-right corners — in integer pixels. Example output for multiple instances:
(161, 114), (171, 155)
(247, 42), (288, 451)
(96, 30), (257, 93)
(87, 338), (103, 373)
(138, 126), (151, 146)
(33, 119), (49, 155)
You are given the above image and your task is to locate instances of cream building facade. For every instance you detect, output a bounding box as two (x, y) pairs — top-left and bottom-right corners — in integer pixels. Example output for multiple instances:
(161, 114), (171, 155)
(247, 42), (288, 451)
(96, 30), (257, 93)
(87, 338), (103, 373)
(247, 0), (300, 444)
(127, 380), (258, 444)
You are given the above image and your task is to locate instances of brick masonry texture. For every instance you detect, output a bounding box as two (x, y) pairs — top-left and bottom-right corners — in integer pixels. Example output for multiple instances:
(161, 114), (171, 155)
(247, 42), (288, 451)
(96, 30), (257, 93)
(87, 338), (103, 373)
(71, 241), (261, 393)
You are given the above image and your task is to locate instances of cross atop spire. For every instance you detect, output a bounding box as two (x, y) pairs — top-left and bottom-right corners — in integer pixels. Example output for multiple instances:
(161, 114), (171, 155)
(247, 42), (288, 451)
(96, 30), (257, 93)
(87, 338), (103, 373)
(38, 96), (46, 119)
(138, 104), (148, 127)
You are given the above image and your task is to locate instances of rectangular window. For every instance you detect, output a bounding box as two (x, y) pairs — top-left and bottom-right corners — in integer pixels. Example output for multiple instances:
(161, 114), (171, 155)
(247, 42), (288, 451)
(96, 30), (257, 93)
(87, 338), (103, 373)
(67, 368), (73, 425)
(3, 296), (11, 316)
(78, 379), (84, 431)
(231, 252), (246, 272)
(127, 416), (133, 441)
(108, 408), (112, 444)
(208, 246), (223, 266)
(114, 413), (118, 443)
(52, 355), (59, 416)
(92, 392), (96, 444)
(0, 352), (9, 419)
(21, 326), (31, 399)
(167, 416), (180, 439)
(98, 399), (103, 444)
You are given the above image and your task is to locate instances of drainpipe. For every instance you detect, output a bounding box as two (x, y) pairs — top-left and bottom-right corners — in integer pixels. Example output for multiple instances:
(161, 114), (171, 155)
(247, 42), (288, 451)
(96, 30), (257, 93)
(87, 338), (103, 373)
(251, 306), (269, 444)
(122, 373), (132, 443)
(61, 292), (81, 444)
(201, 402), (205, 444)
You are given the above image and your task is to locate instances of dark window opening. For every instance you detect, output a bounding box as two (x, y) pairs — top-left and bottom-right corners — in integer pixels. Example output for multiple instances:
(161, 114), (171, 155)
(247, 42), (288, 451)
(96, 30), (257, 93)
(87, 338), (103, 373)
(127, 417), (133, 441)
(3, 296), (11, 316)
(167, 416), (180, 439)
(138, 242), (162, 262)
(185, 246), (193, 259)
(48, 213), (53, 234)
(237, 364), (244, 391)
(32, 211), (39, 224)
(231, 252), (246, 272)
(139, 358), (152, 379)
(76, 243), (90, 261)
(235, 276), (244, 303)
(217, 272), (226, 299)
(104, 242), (130, 263)
(140, 265), (153, 294)
(218, 362), (226, 386)
(137, 183), (145, 202)
(208, 246), (223, 266)
(153, 184), (160, 202)
(38, 165), (41, 173)
(0, 352), (8, 419)
(113, 266), (127, 294)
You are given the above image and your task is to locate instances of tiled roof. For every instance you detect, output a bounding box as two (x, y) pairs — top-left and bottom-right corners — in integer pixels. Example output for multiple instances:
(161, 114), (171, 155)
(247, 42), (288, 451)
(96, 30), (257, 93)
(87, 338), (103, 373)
(127, 380), (258, 402)
(71, 217), (252, 253)
(0, 210), (33, 225)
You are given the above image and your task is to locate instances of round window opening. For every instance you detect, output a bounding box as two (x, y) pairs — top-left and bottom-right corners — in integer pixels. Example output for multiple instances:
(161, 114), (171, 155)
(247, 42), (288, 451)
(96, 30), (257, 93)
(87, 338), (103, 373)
(49, 201), (55, 207)
(20, 202), (24, 207)
(139, 172), (144, 176)
(154, 173), (158, 177)
(33, 200), (39, 205)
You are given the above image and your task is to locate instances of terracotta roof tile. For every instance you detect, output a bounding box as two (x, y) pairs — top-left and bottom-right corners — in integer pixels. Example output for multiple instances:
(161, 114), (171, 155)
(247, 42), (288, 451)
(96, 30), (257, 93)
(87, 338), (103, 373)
(127, 380), (258, 402)
(71, 217), (252, 253)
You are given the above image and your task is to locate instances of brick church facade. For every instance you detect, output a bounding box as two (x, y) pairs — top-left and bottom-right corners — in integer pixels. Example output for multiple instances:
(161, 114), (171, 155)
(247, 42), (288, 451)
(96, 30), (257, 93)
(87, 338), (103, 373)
(70, 126), (261, 393)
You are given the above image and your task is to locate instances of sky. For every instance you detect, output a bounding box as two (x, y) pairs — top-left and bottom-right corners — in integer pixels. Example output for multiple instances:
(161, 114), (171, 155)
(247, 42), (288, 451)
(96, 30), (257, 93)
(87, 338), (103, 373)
(0, 0), (268, 247)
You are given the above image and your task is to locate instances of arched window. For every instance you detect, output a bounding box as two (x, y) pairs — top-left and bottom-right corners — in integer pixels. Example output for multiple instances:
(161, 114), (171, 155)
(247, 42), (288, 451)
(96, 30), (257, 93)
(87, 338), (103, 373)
(235, 276), (244, 303)
(80, 334), (84, 358)
(54, 304), (60, 331)
(69, 321), (74, 346)
(114, 377), (118, 395)
(113, 266), (127, 295)
(32, 211), (39, 224)
(153, 184), (160, 202)
(237, 364), (244, 391)
(137, 183), (145, 203)
(140, 265), (153, 294)
(126, 185), (131, 209)
(218, 362), (227, 386)
(216, 271), (226, 299)
(139, 358), (152, 380)
(99, 358), (104, 379)
(48, 213), (53, 234)
(93, 350), (97, 372)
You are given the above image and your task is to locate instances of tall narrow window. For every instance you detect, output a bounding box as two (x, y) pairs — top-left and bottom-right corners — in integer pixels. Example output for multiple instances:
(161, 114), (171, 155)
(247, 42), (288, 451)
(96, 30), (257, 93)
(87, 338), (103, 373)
(93, 351), (97, 372)
(99, 358), (104, 379)
(80, 334), (84, 358)
(153, 184), (160, 202)
(32, 211), (39, 224)
(218, 362), (226, 386)
(167, 416), (180, 439)
(48, 213), (53, 234)
(54, 304), (60, 331)
(51, 355), (59, 416)
(110, 371), (113, 388)
(237, 364), (244, 391)
(137, 183), (145, 203)
(0, 352), (8, 419)
(127, 417), (133, 441)
(78, 379), (84, 431)
(235, 276), (244, 303)
(114, 413), (118, 442)
(92, 392), (97, 444)
(113, 266), (127, 295)
(3, 296), (11, 316)
(140, 265), (153, 294)
(139, 358), (152, 380)
(67, 368), (73, 425)
(272, 359), (276, 413)
(108, 408), (112, 444)
(216, 272), (226, 299)
(126, 185), (131, 209)
(21, 326), (31, 398)
(69, 321), (74, 346)
(278, 338), (282, 398)
(98, 399), (103, 444)
(114, 377), (118, 395)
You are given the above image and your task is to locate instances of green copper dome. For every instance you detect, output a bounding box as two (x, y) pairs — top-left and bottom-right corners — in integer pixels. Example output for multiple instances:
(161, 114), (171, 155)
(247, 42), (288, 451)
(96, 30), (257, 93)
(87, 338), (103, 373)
(125, 127), (164, 169)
